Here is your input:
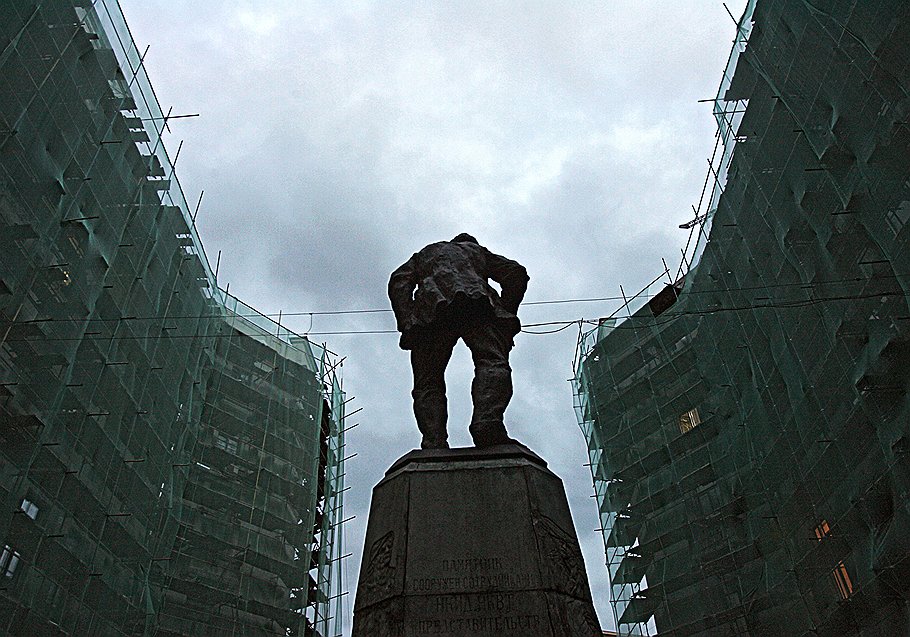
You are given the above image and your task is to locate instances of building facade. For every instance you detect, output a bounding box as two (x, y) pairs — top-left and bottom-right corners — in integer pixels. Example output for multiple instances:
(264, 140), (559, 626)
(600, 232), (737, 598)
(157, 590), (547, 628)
(154, 297), (347, 637)
(575, 1), (910, 635)
(0, 3), (345, 635)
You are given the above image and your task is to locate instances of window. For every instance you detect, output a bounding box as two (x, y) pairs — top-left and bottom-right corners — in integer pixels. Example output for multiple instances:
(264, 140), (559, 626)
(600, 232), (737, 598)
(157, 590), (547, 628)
(0, 545), (20, 578)
(814, 519), (854, 599)
(19, 498), (38, 520)
(678, 407), (701, 434)
(214, 431), (238, 455)
(833, 561), (854, 599)
(814, 519), (830, 540)
(885, 202), (910, 236)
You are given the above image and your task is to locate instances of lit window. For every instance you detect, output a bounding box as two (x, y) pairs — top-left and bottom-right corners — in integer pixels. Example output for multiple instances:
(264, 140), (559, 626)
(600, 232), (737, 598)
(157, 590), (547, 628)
(678, 408), (701, 434)
(833, 561), (853, 599)
(0, 545), (20, 578)
(814, 520), (854, 599)
(20, 499), (38, 520)
(814, 519), (830, 540)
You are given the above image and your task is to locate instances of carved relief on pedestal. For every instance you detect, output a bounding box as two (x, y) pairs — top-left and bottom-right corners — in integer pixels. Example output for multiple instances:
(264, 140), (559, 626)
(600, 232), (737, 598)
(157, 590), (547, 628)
(544, 592), (602, 637)
(353, 599), (404, 637)
(534, 515), (592, 600)
(358, 530), (397, 607)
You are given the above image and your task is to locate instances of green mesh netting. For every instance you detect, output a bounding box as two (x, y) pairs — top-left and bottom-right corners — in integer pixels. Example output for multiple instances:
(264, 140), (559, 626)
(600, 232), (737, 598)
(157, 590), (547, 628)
(575, 1), (910, 635)
(0, 3), (345, 636)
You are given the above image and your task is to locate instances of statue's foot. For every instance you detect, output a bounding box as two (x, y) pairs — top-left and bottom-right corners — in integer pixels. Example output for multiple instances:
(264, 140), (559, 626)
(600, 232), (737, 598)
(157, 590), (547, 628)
(472, 431), (522, 448)
(470, 420), (519, 447)
(475, 437), (522, 448)
(421, 438), (450, 450)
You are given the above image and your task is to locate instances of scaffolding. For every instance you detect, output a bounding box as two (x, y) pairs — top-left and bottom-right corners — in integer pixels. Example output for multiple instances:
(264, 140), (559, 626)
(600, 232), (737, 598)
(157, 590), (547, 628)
(574, 1), (910, 635)
(154, 295), (346, 637)
(0, 2), (345, 635)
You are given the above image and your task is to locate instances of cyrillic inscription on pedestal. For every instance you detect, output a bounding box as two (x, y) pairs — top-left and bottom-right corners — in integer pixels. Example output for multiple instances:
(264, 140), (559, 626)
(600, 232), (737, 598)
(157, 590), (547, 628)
(352, 444), (601, 636)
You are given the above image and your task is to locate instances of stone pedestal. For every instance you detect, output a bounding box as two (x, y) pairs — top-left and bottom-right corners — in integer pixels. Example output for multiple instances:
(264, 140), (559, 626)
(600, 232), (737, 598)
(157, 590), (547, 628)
(352, 444), (601, 636)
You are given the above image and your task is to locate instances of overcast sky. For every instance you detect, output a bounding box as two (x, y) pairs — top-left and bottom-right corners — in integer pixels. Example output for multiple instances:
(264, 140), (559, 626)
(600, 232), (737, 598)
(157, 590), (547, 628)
(119, 1), (748, 632)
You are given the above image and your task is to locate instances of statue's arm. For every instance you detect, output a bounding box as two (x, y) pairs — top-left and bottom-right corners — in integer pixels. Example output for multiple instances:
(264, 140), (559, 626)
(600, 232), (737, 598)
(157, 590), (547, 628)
(486, 251), (529, 314)
(388, 256), (418, 331)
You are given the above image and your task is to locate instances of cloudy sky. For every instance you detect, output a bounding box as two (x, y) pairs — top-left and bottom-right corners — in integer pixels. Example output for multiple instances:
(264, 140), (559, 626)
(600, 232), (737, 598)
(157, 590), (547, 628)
(120, 1), (747, 632)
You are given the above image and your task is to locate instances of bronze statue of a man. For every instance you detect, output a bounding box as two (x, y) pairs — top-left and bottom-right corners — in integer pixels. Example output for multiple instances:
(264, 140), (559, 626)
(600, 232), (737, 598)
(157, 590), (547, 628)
(389, 233), (529, 449)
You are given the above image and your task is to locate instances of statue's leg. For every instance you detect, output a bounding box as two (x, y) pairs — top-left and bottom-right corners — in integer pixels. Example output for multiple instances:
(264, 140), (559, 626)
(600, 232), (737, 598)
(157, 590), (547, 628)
(463, 322), (516, 446)
(410, 331), (456, 449)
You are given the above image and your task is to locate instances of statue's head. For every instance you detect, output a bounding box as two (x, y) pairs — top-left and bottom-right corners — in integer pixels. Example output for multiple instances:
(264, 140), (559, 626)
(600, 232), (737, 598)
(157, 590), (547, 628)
(452, 233), (478, 244)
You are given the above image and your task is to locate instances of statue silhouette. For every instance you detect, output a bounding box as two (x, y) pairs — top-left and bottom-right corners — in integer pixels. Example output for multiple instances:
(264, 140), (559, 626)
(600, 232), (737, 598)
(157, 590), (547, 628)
(389, 234), (528, 448)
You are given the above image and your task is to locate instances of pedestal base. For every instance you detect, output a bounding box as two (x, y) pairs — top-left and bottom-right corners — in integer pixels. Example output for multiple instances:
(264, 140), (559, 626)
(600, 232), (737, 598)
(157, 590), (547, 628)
(352, 444), (601, 636)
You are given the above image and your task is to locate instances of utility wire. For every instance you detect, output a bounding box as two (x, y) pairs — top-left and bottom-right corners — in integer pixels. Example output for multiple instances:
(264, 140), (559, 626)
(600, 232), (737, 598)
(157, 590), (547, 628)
(2, 289), (907, 342)
(581, 288), (910, 333)
(3, 272), (905, 327)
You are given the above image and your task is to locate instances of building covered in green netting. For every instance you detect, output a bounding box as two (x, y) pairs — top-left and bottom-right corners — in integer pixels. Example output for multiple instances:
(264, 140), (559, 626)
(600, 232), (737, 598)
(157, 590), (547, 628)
(0, 2), (346, 635)
(574, 1), (910, 635)
(153, 295), (346, 637)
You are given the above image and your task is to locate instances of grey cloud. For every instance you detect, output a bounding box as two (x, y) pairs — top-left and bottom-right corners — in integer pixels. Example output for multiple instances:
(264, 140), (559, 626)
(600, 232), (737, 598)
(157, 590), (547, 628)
(121, 1), (750, 632)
